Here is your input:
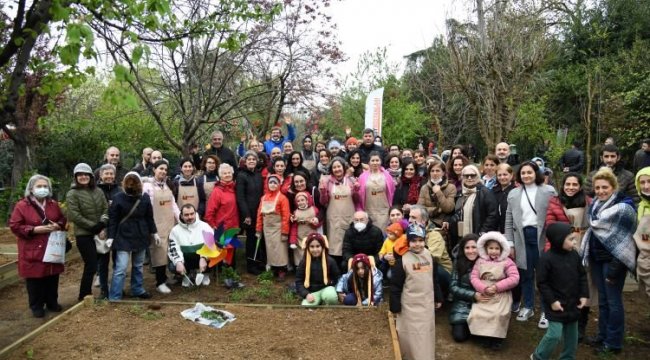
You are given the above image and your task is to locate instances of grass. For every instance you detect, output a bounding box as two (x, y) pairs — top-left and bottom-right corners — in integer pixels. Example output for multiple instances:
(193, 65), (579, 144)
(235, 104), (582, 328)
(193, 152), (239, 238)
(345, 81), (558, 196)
(127, 304), (164, 320)
(25, 347), (34, 359)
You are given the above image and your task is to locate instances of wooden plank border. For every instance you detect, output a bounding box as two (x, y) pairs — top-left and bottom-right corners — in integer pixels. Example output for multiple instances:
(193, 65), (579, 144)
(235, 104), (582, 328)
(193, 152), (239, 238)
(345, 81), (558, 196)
(0, 249), (80, 290)
(109, 298), (381, 310)
(387, 311), (402, 360)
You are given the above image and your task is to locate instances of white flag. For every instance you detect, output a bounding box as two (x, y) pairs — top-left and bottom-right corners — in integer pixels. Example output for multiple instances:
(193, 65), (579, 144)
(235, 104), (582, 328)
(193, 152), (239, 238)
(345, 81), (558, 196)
(364, 88), (384, 136)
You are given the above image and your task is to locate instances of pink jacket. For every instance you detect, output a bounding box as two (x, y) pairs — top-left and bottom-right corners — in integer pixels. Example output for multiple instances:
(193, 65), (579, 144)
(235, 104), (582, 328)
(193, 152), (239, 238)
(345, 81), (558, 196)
(356, 168), (395, 211)
(470, 257), (520, 294)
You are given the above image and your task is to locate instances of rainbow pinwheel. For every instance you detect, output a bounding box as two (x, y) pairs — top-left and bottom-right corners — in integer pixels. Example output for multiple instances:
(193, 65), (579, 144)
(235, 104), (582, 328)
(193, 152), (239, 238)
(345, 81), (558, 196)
(196, 224), (241, 267)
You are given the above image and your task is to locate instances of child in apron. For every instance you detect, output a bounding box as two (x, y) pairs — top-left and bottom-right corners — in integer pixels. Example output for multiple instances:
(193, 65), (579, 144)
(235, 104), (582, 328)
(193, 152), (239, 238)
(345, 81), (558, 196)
(468, 232), (520, 350)
(256, 175), (291, 280)
(289, 191), (321, 267)
(390, 224), (442, 360)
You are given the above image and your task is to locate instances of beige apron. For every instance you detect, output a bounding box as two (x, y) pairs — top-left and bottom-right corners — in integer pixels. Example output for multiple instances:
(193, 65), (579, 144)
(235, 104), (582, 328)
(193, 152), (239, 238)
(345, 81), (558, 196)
(293, 207), (317, 265)
(177, 178), (200, 210)
(467, 261), (512, 338)
(302, 153), (316, 171)
(203, 175), (216, 200)
(396, 251), (435, 360)
(262, 193), (288, 267)
(325, 176), (355, 256)
(565, 206), (598, 306)
(151, 184), (175, 267)
(634, 215), (650, 298)
(365, 173), (389, 228)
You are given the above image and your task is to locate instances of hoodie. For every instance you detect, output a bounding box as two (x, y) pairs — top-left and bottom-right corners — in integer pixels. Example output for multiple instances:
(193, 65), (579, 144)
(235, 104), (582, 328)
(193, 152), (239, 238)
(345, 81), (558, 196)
(537, 223), (589, 323)
(636, 167), (650, 220)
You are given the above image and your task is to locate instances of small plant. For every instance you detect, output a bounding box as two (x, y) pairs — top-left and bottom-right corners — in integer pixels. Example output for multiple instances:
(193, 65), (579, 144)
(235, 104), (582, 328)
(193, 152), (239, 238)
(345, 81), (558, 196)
(128, 305), (145, 316)
(257, 270), (274, 282)
(280, 289), (298, 304)
(140, 310), (164, 320)
(25, 347), (34, 359)
(221, 266), (240, 282)
(255, 278), (274, 299)
(229, 288), (252, 302)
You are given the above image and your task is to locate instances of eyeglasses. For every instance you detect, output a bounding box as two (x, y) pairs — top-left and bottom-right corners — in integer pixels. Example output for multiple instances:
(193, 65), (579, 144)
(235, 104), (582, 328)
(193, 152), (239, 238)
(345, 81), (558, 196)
(462, 174), (478, 179)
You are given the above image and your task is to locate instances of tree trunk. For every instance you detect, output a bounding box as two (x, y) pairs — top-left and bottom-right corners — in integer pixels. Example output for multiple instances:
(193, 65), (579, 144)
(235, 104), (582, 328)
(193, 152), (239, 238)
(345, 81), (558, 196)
(584, 77), (594, 174)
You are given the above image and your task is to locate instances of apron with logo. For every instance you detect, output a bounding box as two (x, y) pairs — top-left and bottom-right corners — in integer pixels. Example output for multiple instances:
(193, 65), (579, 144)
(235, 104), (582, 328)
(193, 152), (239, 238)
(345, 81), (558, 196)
(365, 173), (389, 228)
(565, 206), (598, 306)
(302, 151), (316, 172)
(293, 206), (317, 265)
(467, 261), (512, 338)
(634, 215), (650, 298)
(177, 178), (199, 210)
(325, 177), (355, 256)
(262, 192), (288, 267)
(151, 184), (175, 267)
(203, 175), (216, 200)
(396, 250), (435, 360)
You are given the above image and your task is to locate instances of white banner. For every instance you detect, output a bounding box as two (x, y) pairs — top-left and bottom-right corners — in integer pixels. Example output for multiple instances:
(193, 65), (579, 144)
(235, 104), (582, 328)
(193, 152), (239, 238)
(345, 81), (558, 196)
(364, 88), (384, 136)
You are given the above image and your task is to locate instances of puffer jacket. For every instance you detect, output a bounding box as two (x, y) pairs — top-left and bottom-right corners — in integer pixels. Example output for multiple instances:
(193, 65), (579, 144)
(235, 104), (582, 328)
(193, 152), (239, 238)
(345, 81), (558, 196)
(417, 179), (457, 226)
(66, 184), (108, 236)
(335, 267), (384, 304)
(449, 266), (477, 325)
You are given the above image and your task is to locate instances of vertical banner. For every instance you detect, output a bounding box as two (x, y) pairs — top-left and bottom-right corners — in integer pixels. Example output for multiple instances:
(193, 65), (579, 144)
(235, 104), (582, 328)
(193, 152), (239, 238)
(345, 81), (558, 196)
(364, 88), (384, 136)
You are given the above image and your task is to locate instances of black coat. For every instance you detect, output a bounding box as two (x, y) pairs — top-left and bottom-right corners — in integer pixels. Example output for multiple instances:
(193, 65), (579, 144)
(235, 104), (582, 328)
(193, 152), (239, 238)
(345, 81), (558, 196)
(97, 182), (122, 204)
(450, 184), (498, 235)
(492, 182), (516, 233)
(341, 219), (384, 269)
(295, 255), (340, 298)
(357, 143), (385, 164)
(107, 192), (157, 252)
(559, 147), (585, 172)
(537, 241), (589, 323)
(204, 146), (238, 173)
(235, 167), (263, 222)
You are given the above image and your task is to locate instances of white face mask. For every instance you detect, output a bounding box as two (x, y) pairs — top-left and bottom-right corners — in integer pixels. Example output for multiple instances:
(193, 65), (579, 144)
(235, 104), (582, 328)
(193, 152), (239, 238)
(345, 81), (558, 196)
(354, 222), (367, 232)
(33, 187), (50, 198)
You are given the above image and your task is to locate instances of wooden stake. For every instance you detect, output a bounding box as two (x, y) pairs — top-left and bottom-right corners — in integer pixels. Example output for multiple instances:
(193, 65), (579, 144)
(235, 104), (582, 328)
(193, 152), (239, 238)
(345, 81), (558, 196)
(387, 311), (402, 360)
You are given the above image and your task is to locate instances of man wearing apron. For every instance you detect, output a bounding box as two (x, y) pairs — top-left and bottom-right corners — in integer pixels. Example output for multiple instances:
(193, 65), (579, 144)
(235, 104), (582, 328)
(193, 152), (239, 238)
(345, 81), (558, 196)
(256, 175), (291, 280)
(390, 224), (442, 360)
(143, 165), (180, 294)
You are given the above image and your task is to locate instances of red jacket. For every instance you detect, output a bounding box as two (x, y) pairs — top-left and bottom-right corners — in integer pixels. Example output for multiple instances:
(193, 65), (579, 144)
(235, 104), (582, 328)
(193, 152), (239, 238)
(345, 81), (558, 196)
(543, 195), (592, 251)
(205, 181), (240, 229)
(9, 197), (67, 278)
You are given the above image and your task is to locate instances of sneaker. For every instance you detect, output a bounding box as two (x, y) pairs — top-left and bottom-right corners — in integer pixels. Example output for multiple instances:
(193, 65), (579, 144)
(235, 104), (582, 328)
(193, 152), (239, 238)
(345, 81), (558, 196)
(289, 243), (297, 249)
(538, 313), (549, 329)
(182, 276), (191, 288)
(201, 274), (210, 286)
(32, 308), (45, 318)
(135, 292), (152, 299)
(516, 307), (535, 321)
(156, 283), (172, 294)
(594, 345), (621, 355)
(511, 302), (521, 313)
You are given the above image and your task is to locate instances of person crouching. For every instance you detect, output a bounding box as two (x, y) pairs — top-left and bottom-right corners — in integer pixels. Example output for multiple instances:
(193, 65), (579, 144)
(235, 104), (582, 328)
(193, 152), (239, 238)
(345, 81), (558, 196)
(168, 204), (214, 287)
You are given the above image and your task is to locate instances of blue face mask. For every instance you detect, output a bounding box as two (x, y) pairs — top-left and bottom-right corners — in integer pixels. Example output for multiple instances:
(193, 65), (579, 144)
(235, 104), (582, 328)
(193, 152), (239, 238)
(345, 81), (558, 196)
(33, 187), (50, 198)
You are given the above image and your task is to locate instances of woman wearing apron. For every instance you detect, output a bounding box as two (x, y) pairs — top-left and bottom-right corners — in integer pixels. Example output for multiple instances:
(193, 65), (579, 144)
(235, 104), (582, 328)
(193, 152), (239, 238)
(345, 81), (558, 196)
(358, 151), (395, 229)
(174, 158), (206, 217)
(390, 224), (442, 360)
(200, 155), (220, 200)
(256, 174), (291, 280)
(143, 160), (180, 294)
(319, 157), (359, 267)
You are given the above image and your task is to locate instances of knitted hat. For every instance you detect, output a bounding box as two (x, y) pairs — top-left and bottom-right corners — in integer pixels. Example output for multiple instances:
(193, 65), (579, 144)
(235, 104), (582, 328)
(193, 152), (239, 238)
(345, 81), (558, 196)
(545, 222), (572, 252)
(350, 253), (374, 307)
(406, 223), (426, 241)
(385, 222), (404, 237)
(303, 233), (330, 290)
(294, 191), (314, 207)
(346, 137), (358, 147)
(328, 139), (342, 150)
(267, 174), (282, 184)
(73, 163), (93, 176)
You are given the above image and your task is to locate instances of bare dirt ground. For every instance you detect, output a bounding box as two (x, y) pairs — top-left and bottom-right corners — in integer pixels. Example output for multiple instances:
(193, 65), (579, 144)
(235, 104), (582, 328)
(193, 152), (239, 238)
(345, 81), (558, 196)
(1, 226), (650, 359)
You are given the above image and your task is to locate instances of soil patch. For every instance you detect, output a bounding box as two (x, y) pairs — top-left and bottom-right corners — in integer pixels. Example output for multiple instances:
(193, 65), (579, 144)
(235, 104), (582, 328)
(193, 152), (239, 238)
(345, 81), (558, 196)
(7, 303), (393, 360)
(0, 253), (14, 266)
(0, 228), (14, 245)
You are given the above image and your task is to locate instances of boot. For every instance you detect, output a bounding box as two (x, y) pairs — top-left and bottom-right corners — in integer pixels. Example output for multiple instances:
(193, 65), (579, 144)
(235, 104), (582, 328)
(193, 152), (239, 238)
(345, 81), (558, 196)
(578, 306), (590, 343)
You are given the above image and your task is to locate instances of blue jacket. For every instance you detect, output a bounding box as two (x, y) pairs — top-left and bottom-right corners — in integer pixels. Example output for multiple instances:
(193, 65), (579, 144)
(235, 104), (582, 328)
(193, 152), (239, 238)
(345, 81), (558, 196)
(263, 124), (296, 155)
(108, 191), (157, 252)
(335, 267), (384, 304)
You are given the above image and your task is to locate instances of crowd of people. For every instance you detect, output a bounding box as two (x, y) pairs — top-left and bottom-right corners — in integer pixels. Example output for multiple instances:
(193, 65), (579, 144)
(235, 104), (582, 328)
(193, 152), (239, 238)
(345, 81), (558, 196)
(8, 120), (650, 359)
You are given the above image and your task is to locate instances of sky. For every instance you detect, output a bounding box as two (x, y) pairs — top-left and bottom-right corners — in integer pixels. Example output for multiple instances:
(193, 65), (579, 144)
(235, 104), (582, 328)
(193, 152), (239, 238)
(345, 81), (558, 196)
(325, 0), (469, 79)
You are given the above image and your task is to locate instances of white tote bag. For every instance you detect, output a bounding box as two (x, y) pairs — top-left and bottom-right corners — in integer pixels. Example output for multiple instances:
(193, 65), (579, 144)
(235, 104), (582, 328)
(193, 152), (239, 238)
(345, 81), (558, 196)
(43, 231), (68, 263)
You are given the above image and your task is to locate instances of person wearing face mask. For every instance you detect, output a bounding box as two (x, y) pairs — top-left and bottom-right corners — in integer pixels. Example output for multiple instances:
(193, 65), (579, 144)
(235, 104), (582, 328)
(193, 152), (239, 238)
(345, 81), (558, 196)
(263, 115), (296, 155)
(10, 175), (67, 318)
(341, 211), (384, 271)
(635, 167), (650, 299)
(584, 144), (638, 203)
(446, 165), (499, 253)
(544, 172), (595, 341)
(417, 160), (457, 229)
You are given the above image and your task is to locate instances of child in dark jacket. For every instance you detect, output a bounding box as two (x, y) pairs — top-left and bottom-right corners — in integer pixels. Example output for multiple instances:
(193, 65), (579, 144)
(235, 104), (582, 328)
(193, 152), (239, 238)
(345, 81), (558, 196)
(295, 232), (340, 306)
(532, 223), (589, 360)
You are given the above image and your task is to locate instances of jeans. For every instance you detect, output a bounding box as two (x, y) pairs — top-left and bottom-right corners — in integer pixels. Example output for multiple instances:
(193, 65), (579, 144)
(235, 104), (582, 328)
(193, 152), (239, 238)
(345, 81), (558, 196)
(76, 235), (97, 300)
(591, 261), (626, 349)
(519, 226), (539, 309)
(533, 320), (578, 360)
(451, 323), (471, 342)
(109, 249), (146, 300)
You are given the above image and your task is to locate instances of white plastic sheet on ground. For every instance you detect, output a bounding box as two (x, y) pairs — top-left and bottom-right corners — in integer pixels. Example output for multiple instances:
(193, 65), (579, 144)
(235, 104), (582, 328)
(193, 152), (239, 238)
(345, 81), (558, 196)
(180, 303), (236, 329)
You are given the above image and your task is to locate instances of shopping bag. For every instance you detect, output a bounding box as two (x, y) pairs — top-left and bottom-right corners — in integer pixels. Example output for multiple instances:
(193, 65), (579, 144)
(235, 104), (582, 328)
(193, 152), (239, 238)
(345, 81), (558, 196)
(43, 231), (68, 263)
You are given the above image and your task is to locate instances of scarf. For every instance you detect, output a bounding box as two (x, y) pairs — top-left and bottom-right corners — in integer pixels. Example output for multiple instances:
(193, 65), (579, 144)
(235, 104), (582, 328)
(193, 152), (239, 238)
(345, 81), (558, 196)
(560, 189), (587, 209)
(401, 175), (421, 205)
(317, 161), (330, 176)
(388, 167), (401, 181)
(461, 185), (477, 236)
(580, 192), (637, 273)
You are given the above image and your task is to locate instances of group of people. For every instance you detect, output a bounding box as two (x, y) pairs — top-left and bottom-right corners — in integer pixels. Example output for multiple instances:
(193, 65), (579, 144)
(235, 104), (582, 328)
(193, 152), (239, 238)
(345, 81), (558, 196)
(9, 122), (650, 359)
